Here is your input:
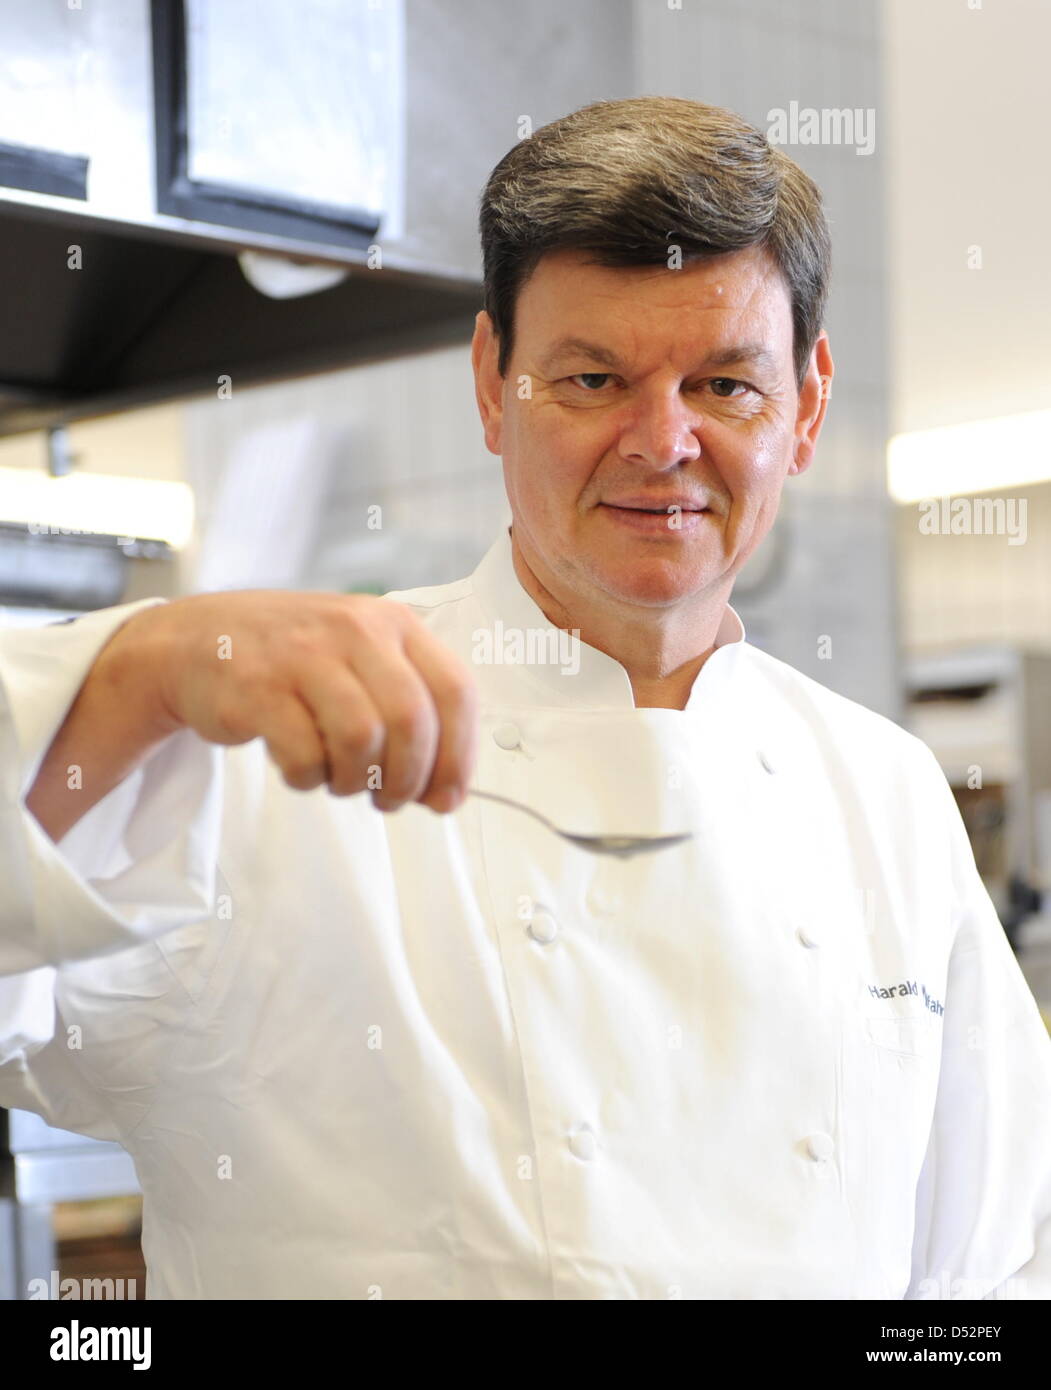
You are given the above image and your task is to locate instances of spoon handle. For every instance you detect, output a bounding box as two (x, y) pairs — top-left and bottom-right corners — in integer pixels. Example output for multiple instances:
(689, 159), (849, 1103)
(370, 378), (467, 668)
(467, 786), (553, 832)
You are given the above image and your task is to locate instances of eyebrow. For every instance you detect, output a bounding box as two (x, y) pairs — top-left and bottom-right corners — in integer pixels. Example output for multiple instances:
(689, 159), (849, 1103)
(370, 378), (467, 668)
(537, 337), (781, 375)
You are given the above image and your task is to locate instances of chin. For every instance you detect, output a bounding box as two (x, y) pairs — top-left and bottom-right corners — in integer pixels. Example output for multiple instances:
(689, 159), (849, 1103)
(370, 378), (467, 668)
(596, 564), (709, 606)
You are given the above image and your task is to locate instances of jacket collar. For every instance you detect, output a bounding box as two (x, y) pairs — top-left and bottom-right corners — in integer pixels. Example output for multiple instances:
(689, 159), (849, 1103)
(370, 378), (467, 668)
(465, 525), (747, 711)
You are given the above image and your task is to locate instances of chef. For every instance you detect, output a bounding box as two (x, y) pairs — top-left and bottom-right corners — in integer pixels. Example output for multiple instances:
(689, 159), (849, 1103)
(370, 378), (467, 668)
(2, 95), (1051, 1300)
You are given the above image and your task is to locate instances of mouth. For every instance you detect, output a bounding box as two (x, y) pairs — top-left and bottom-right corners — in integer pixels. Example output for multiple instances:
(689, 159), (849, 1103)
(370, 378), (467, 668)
(598, 502), (711, 533)
(601, 504), (709, 513)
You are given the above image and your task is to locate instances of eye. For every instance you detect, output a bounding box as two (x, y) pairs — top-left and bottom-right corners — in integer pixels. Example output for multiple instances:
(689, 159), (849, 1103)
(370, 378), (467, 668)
(709, 377), (752, 398)
(568, 372), (615, 392)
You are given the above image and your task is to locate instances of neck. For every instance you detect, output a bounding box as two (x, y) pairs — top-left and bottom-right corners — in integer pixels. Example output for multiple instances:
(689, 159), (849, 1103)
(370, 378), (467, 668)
(509, 528), (728, 710)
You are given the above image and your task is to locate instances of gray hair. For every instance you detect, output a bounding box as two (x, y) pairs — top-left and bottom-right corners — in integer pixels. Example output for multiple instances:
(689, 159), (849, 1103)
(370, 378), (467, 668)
(479, 96), (831, 391)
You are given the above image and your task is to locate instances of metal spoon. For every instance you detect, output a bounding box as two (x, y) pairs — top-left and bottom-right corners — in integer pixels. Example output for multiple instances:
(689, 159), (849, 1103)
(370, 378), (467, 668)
(468, 787), (694, 859)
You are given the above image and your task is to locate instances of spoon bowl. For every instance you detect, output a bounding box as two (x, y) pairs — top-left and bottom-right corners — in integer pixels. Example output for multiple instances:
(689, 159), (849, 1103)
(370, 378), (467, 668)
(468, 787), (693, 859)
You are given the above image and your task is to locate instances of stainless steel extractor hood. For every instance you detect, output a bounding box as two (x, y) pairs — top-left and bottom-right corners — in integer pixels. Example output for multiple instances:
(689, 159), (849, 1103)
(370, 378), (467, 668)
(0, 0), (483, 438)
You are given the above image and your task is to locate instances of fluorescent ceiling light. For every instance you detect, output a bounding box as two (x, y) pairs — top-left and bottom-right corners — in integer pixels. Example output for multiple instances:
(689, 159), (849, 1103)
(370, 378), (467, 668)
(888, 409), (1051, 503)
(0, 467), (195, 548)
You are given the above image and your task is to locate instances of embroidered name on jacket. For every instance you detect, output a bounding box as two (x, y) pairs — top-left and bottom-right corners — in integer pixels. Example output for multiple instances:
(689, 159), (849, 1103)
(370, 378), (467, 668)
(868, 980), (944, 1015)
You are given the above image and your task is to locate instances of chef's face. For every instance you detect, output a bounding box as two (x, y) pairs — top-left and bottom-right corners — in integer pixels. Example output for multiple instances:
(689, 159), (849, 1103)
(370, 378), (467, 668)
(472, 244), (832, 611)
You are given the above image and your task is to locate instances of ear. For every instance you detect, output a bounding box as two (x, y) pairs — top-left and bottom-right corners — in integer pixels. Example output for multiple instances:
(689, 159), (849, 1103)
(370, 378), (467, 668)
(471, 310), (505, 457)
(789, 331), (833, 476)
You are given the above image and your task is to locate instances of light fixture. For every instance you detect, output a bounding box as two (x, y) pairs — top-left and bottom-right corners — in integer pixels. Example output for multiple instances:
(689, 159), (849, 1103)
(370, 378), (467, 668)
(888, 410), (1051, 502)
(0, 466), (195, 548)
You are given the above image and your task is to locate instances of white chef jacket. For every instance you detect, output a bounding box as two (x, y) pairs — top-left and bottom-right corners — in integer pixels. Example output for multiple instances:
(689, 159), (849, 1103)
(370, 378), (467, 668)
(1, 524), (1050, 1301)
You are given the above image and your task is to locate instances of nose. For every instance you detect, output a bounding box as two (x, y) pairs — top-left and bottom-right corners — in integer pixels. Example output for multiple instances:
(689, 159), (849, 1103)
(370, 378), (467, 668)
(616, 385), (703, 470)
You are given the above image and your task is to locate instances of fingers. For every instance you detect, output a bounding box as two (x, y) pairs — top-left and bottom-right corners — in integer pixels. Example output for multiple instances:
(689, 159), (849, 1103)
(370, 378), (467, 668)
(400, 622), (478, 812)
(295, 660), (419, 805)
(293, 615), (477, 813)
(255, 691), (331, 791)
(206, 594), (479, 814)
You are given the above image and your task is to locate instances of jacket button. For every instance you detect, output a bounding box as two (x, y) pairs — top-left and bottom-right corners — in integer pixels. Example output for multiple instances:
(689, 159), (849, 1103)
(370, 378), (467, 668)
(528, 911), (559, 944)
(492, 722), (521, 750)
(805, 1132), (834, 1162)
(796, 924), (821, 948)
(569, 1126), (598, 1161)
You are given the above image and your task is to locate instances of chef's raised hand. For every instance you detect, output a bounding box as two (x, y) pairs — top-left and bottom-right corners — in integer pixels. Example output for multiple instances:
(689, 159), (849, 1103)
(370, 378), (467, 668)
(26, 591), (480, 844)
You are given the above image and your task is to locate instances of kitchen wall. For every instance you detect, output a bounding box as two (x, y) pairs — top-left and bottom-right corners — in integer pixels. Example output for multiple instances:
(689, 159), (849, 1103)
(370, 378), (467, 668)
(180, 345), (508, 599)
(881, 0), (1051, 657)
(896, 482), (1051, 656)
(884, 0), (1051, 436)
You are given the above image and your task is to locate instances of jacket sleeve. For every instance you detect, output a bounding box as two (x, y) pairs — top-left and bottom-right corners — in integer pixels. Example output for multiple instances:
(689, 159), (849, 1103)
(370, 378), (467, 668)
(906, 745), (1051, 1300)
(0, 602), (224, 1140)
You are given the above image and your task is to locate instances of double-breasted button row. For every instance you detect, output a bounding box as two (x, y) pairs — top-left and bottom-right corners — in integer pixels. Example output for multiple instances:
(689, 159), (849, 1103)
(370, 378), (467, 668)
(527, 910), (559, 944)
(568, 1125), (598, 1161)
(805, 1132), (834, 1162)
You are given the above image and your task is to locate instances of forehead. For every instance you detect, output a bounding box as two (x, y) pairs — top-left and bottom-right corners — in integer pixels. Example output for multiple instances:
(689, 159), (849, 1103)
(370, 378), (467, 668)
(514, 244), (792, 350)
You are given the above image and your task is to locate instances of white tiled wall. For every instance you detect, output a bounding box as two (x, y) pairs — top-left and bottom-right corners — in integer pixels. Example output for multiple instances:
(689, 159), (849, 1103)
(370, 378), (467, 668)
(181, 344), (509, 597)
(897, 483), (1051, 656)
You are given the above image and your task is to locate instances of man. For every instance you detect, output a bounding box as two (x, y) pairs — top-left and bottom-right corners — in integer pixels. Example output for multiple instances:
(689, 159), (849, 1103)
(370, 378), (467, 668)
(2, 96), (1050, 1300)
